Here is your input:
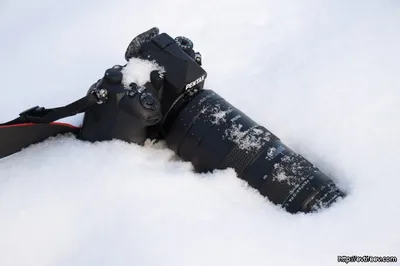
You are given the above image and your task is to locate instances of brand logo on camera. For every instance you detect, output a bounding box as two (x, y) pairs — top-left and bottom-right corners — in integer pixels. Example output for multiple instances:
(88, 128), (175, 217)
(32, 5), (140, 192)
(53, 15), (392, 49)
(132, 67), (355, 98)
(185, 75), (206, 90)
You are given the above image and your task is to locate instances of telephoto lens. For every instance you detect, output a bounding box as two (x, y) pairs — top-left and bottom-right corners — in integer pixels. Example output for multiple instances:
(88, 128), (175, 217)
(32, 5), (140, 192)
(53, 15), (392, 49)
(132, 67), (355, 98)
(124, 28), (345, 213)
(162, 90), (345, 213)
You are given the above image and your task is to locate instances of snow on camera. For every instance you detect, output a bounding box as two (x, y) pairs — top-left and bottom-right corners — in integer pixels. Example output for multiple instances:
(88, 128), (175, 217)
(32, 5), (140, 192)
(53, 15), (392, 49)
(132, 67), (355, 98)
(225, 124), (271, 151)
(122, 58), (165, 88)
(198, 101), (271, 152)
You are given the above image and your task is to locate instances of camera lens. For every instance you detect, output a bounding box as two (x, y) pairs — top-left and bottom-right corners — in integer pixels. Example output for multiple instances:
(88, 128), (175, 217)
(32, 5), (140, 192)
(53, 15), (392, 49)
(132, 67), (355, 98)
(163, 90), (344, 213)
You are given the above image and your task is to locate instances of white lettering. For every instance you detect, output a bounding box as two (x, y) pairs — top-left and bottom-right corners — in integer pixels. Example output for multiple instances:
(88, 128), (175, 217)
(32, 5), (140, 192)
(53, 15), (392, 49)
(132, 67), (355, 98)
(185, 75), (206, 90)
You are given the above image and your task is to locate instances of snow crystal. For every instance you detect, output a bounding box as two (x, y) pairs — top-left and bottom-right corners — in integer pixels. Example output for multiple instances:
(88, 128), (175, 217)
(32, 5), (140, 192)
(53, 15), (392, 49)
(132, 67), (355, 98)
(211, 109), (229, 124)
(272, 155), (309, 184)
(224, 124), (271, 151)
(270, 154), (318, 197)
(267, 147), (277, 159)
(273, 163), (290, 182)
(121, 58), (165, 88)
(271, 162), (303, 196)
(200, 103), (233, 125)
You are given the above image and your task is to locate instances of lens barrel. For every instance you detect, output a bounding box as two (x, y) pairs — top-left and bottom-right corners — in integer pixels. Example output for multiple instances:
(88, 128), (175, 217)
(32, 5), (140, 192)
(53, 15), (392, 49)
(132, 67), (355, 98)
(163, 90), (344, 213)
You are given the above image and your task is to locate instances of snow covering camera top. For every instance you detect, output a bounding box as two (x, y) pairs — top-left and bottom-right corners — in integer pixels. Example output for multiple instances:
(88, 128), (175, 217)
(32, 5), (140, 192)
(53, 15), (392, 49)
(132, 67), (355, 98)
(122, 58), (165, 89)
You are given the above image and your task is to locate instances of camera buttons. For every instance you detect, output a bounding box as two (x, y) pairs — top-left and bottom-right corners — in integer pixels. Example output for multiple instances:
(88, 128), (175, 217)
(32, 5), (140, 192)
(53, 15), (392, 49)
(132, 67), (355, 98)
(104, 68), (123, 84)
(140, 93), (157, 110)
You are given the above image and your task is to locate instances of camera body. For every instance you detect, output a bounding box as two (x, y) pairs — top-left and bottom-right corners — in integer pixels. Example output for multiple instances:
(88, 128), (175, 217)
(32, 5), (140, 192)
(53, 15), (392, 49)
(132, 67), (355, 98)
(80, 32), (207, 145)
(134, 33), (207, 118)
(80, 66), (162, 144)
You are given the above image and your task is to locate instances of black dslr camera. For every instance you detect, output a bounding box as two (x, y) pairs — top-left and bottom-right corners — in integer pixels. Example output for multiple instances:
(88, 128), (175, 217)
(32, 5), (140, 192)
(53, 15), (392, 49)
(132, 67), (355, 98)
(80, 27), (345, 213)
(80, 27), (206, 145)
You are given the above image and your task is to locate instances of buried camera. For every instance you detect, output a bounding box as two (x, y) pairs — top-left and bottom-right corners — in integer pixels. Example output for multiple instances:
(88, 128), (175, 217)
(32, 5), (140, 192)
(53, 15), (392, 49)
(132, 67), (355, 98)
(82, 27), (345, 213)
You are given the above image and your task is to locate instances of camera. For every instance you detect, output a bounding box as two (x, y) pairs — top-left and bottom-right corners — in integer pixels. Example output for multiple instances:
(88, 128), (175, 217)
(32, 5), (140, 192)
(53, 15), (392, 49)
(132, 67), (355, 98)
(80, 65), (163, 144)
(85, 28), (345, 213)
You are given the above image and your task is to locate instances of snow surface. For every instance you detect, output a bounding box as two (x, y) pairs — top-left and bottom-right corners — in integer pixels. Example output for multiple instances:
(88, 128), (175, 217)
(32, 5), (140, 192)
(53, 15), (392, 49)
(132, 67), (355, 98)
(1, 1), (400, 266)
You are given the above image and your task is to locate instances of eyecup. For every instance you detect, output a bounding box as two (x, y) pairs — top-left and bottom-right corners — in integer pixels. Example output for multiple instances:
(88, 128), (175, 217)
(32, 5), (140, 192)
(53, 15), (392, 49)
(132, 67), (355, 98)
(125, 27), (160, 61)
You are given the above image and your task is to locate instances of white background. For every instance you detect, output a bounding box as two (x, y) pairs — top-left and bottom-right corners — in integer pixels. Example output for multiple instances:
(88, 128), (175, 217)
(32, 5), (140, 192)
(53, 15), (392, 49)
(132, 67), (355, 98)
(0, 1), (399, 265)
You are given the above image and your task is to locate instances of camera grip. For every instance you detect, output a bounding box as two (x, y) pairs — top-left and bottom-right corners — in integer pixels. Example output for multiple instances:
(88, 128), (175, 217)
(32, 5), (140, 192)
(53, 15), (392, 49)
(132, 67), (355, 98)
(119, 88), (162, 126)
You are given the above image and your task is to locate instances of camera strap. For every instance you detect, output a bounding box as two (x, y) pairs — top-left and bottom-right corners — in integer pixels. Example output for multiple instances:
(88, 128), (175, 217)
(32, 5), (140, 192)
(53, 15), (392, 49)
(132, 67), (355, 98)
(0, 89), (108, 127)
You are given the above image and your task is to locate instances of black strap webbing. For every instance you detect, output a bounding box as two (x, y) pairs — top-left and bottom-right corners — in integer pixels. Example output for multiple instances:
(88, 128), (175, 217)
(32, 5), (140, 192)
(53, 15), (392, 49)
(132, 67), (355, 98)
(1, 92), (101, 127)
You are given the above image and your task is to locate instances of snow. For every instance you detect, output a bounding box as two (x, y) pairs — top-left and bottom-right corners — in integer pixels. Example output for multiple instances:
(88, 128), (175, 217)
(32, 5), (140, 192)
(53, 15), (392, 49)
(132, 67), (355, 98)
(57, 113), (84, 127)
(122, 58), (165, 88)
(224, 124), (271, 151)
(203, 103), (233, 125)
(1, 1), (400, 266)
